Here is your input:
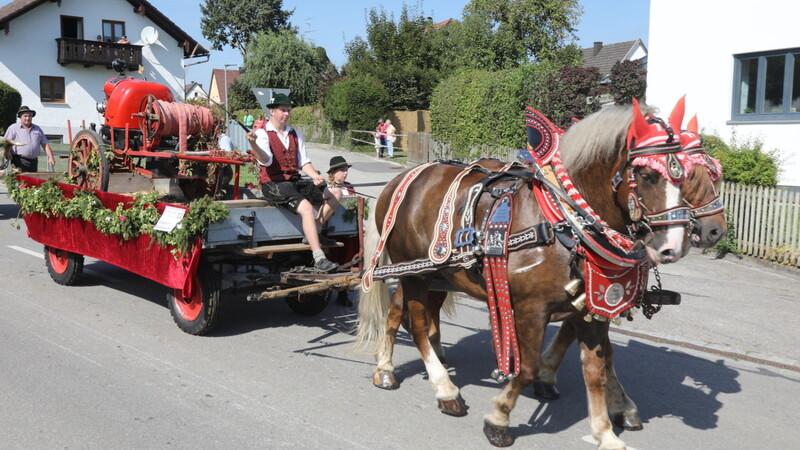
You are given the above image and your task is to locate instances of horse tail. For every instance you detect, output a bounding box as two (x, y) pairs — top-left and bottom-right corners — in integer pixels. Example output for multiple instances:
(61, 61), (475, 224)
(442, 292), (458, 318)
(354, 203), (390, 355)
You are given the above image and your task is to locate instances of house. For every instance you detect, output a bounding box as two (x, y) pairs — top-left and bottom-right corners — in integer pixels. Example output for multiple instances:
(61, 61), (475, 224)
(208, 67), (240, 109)
(581, 39), (648, 82)
(184, 81), (207, 101)
(646, 0), (799, 187)
(0, 0), (209, 142)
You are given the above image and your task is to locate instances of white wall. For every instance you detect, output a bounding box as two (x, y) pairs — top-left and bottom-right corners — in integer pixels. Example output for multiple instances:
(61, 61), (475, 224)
(647, 0), (800, 186)
(0, 0), (187, 142)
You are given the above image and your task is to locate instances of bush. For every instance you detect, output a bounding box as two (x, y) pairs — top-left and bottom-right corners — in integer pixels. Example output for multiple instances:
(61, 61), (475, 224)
(290, 105), (324, 127)
(703, 131), (780, 187)
(322, 77), (389, 132)
(0, 80), (22, 133)
(609, 59), (647, 104)
(541, 66), (603, 129)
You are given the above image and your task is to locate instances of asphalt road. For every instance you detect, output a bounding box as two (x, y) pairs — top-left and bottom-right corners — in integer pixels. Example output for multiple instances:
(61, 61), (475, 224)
(0, 143), (798, 449)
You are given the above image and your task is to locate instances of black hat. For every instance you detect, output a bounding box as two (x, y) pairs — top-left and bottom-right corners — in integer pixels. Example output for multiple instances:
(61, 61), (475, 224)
(327, 156), (352, 173)
(266, 93), (294, 108)
(17, 105), (35, 117)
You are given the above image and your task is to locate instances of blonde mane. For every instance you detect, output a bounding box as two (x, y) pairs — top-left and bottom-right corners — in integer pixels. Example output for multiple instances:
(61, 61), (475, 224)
(559, 103), (658, 172)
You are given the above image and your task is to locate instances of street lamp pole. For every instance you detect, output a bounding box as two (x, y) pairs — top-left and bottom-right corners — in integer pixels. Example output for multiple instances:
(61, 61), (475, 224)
(223, 64), (237, 124)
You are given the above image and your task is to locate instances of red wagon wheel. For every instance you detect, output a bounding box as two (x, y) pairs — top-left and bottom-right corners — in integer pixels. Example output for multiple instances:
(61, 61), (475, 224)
(44, 245), (84, 286)
(167, 259), (221, 335)
(68, 129), (110, 191)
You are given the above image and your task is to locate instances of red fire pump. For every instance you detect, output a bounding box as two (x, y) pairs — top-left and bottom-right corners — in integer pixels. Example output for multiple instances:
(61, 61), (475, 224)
(67, 69), (248, 198)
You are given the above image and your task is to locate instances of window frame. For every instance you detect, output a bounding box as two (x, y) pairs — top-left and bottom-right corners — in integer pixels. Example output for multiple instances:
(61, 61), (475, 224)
(40, 76), (66, 103)
(102, 20), (126, 42)
(731, 47), (800, 122)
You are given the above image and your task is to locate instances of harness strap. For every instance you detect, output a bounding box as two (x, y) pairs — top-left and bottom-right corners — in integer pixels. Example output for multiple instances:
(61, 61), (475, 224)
(430, 163), (482, 264)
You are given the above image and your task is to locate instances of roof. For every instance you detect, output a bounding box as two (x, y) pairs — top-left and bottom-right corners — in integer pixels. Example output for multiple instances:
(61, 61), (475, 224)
(581, 39), (646, 75)
(0, 0), (210, 58)
(211, 68), (240, 104)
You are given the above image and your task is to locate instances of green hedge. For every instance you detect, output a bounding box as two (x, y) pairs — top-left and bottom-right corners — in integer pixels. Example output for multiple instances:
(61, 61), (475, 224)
(322, 77), (389, 133)
(0, 80), (22, 134)
(703, 132), (780, 187)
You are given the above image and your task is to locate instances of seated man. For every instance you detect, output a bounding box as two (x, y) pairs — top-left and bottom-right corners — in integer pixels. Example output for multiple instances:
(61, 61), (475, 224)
(246, 93), (339, 273)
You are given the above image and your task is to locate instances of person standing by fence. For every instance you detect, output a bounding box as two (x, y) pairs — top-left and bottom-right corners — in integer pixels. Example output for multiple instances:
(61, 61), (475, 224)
(384, 119), (396, 158)
(373, 119), (385, 158)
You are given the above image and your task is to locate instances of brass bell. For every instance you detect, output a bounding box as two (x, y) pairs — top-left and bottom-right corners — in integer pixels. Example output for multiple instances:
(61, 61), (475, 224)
(564, 279), (582, 296)
(571, 293), (586, 311)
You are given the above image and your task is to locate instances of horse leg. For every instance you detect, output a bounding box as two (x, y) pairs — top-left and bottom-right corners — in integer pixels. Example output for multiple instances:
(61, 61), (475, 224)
(575, 320), (626, 450)
(404, 280), (466, 416)
(483, 306), (548, 447)
(373, 285), (405, 390)
(604, 335), (643, 431)
(426, 291), (448, 367)
(533, 319), (577, 399)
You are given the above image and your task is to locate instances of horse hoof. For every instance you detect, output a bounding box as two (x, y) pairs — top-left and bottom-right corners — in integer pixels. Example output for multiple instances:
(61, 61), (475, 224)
(373, 370), (398, 390)
(532, 381), (560, 400)
(612, 412), (643, 431)
(438, 395), (467, 417)
(483, 420), (514, 447)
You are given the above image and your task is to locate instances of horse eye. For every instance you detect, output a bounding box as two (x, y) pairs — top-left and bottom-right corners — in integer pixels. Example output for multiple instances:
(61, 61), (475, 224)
(640, 172), (653, 183)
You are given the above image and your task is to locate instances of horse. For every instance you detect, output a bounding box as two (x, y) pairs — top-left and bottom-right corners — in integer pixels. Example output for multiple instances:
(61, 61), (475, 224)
(532, 99), (728, 431)
(355, 100), (697, 449)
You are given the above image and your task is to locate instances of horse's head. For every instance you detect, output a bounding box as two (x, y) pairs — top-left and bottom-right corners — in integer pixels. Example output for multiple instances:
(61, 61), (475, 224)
(669, 101), (727, 248)
(618, 98), (694, 264)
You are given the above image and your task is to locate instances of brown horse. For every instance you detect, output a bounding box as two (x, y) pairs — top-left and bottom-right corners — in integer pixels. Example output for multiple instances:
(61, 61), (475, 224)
(532, 101), (728, 431)
(356, 102), (695, 448)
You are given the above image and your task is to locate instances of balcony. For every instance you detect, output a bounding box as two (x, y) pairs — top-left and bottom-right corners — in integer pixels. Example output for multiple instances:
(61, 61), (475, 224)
(56, 38), (142, 70)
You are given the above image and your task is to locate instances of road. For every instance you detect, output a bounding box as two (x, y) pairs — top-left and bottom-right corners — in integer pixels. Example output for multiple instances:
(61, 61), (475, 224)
(0, 143), (798, 449)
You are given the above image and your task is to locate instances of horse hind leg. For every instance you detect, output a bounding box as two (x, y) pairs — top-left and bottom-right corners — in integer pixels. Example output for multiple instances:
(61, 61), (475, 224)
(426, 291), (449, 367)
(373, 285), (405, 390)
(576, 321), (626, 450)
(405, 280), (466, 416)
(533, 319), (578, 400)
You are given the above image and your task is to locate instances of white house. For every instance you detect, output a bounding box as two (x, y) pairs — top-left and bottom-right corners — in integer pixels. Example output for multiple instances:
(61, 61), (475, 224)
(184, 81), (207, 101)
(646, 0), (799, 187)
(0, 0), (209, 142)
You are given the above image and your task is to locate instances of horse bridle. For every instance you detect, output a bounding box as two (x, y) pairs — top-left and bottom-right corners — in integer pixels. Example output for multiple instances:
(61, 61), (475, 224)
(614, 116), (693, 237)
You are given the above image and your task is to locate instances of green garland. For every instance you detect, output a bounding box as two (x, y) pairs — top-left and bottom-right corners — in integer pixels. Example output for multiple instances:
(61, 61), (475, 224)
(5, 173), (229, 257)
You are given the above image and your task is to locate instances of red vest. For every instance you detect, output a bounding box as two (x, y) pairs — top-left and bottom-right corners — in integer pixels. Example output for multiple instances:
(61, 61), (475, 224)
(258, 129), (299, 183)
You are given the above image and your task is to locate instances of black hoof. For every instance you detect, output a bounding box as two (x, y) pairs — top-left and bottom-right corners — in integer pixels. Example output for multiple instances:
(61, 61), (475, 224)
(373, 370), (399, 390)
(483, 419), (514, 447)
(532, 381), (560, 400)
(438, 395), (467, 417)
(612, 412), (643, 431)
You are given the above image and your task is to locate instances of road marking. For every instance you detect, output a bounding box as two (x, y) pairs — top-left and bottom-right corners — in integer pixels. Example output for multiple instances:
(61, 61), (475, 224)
(8, 245), (121, 283)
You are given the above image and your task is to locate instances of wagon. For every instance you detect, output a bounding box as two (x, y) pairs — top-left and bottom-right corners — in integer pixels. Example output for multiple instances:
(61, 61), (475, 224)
(14, 171), (364, 335)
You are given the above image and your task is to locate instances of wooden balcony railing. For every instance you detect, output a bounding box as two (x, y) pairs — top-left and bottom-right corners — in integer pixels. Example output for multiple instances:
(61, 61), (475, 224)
(56, 38), (142, 70)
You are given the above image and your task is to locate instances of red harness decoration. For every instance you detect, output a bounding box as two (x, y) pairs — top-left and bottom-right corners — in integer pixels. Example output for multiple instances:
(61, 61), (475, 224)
(482, 194), (520, 378)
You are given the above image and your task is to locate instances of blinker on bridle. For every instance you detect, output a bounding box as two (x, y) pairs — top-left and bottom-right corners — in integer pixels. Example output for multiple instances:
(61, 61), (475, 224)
(616, 115), (692, 234)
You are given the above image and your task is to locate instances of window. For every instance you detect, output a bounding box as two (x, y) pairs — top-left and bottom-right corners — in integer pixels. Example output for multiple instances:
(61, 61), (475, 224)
(733, 48), (800, 120)
(102, 20), (125, 42)
(60, 15), (83, 39)
(40, 76), (65, 103)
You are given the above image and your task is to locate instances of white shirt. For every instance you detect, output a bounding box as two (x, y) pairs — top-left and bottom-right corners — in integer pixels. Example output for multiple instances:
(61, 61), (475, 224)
(253, 123), (310, 168)
(217, 133), (234, 152)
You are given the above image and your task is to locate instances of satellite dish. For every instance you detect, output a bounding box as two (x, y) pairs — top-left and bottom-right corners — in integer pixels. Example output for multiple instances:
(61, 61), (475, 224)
(140, 27), (159, 45)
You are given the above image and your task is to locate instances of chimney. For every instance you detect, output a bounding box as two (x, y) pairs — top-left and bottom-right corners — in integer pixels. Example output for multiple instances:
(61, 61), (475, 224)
(593, 41), (603, 56)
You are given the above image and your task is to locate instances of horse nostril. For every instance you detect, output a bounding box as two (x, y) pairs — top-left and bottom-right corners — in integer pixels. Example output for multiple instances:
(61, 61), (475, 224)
(660, 248), (677, 259)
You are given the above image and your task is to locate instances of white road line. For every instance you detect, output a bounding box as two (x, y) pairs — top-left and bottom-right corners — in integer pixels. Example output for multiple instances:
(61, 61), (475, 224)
(8, 245), (121, 283)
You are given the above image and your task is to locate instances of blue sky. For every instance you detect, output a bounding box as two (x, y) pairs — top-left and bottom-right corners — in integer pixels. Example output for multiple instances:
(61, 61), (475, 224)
(146, 0), (650, 89)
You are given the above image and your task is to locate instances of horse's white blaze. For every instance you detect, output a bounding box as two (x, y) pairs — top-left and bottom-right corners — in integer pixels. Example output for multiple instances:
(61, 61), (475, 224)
(656, 183), (686, 260)
(422, 346), (458, 400)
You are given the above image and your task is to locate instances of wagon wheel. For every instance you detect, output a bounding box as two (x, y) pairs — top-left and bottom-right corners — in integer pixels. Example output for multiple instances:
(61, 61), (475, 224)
(285, 290), (333, 316)
(68, 129), (110, 191)
(167, 259), (221, 335)
(44, 245), (84, 286)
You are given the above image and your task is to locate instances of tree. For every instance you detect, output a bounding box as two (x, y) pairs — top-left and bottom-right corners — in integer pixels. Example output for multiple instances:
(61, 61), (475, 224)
(609, 59), (647, 104)
(323, 77), (389, 132)
(200, 0), (294, 60)
(461, 0), (582, 63)
(235, 30), (328, 107)
(541, 66), (603, 128)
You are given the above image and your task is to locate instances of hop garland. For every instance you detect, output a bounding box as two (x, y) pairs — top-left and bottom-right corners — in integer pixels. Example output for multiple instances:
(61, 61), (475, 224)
(5, 173), (229, 257)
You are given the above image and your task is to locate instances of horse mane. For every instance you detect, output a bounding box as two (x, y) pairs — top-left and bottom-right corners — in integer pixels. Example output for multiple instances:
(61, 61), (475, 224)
(559, 103), (658, 172)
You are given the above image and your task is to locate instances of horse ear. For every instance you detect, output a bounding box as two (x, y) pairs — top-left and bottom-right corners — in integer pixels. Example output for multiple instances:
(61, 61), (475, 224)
(687, 115), (699, 134)
(668, 95), (686, 132)
(627, 98), (649, 149)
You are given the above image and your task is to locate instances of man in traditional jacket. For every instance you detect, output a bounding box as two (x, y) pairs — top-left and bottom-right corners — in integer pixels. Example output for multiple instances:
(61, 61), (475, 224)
(246, 93), (340, 272)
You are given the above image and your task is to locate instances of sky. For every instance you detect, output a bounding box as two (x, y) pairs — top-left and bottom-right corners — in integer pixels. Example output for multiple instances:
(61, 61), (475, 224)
(146, 0), (650, 89)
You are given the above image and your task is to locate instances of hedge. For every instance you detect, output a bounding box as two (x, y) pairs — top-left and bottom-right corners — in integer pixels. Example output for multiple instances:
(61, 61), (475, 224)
(0, 80), (22, 134)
